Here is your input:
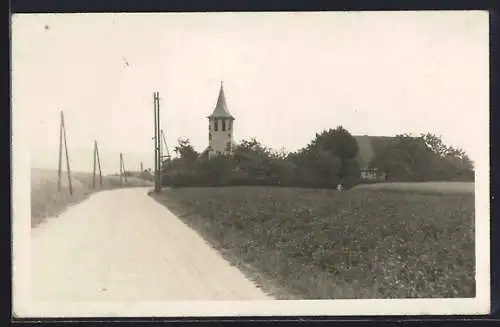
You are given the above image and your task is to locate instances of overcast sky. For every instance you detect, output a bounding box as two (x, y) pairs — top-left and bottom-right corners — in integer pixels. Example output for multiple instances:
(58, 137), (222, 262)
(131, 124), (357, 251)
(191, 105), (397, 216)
(13, 11), (488, 174)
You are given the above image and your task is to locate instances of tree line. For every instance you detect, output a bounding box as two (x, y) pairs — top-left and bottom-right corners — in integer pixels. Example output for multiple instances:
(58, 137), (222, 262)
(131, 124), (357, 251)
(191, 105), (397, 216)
(160, 126), (474, 189)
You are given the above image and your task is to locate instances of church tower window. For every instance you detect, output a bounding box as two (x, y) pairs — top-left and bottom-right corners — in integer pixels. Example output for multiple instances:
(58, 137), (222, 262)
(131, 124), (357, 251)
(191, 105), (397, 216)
(222, 119), (226, 131)
(213, 119), (218, 131)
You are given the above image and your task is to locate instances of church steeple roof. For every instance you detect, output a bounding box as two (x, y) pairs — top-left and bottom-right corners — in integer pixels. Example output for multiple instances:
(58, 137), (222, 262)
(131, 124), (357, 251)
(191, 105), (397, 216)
(208, 81), (234, 119)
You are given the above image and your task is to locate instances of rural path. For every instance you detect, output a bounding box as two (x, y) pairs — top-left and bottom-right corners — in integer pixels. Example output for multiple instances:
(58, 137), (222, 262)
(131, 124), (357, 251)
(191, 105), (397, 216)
(31, 188), (271, 302)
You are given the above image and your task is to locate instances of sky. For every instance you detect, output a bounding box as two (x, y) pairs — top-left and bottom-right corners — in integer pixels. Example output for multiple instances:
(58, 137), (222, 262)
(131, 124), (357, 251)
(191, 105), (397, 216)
(12, 11), (489, 174)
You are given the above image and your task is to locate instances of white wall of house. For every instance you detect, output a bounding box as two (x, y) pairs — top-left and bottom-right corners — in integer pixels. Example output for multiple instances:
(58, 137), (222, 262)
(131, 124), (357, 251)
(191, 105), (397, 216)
(360, 168), (386, 181)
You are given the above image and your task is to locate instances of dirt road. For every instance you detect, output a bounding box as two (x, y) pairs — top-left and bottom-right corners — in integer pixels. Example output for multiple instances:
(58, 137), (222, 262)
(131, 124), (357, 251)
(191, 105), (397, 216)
(31, 188), (271, 302)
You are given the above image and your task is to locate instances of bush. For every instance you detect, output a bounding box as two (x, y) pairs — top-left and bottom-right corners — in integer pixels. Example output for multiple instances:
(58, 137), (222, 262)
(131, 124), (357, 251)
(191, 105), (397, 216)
(164, 172), (349, 190)
(140, 171), (155, 182)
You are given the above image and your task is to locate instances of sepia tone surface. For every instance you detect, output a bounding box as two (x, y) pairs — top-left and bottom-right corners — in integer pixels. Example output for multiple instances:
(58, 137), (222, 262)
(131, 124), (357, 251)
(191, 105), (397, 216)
(12, 11), (490, 317)
(31, 188), (270, 302)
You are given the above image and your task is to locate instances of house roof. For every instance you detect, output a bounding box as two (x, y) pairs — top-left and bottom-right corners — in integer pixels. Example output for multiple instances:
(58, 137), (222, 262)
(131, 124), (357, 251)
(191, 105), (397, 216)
(353, 135), (427, 169)
(208, 82), (234, 119)
(234, 151), (266, 164)
(353, 135), (397, 169)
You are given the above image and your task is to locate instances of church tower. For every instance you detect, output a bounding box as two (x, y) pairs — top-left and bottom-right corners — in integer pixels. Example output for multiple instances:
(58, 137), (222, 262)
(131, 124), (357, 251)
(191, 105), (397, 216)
(207, 82), (235, 157)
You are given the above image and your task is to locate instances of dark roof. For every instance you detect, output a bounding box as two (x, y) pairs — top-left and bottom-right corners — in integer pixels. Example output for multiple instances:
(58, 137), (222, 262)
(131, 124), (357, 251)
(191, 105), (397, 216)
(353, 135), (426, 169)
(234, 151), (266, 164)
(353, 135), (398, 169)
(208, 82), (234, 119)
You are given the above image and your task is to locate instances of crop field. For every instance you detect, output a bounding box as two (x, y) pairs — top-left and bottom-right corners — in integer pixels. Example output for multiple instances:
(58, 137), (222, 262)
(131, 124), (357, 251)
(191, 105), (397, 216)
(30, 168), (153, 227)
(152, 185), (475, 299)
(352, 181), (474, 194)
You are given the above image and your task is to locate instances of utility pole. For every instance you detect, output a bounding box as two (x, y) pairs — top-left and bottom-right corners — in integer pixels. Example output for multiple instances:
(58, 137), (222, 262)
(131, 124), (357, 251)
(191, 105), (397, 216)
(157, 92), (161, 192)
(140, 161), (143, 172)
(123, 154), (127, 183)
(57, 111), (73, 195)
(160, 129), (171, 172)
(92, 140), (102, 189)
(57, 112), (63, 192)
(120, 153), (123, 186)
(161, 129), (171, 160)
(153, 91), (162, 193)
(153, 92), (158, 192)
(159, 129), (163, 172)
(96, 142), (102, 188)
(119, 152), (127, 186)
(92, 142), (97, 189)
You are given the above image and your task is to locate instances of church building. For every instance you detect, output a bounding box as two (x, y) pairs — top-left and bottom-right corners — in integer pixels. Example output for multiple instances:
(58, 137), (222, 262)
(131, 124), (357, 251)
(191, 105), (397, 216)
(203, 82), (388, 181)
(206, 82), (236, 158)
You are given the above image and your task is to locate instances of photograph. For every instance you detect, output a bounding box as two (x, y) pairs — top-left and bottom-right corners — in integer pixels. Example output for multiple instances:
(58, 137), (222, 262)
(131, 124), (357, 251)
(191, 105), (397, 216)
(11, 10), (490, 317)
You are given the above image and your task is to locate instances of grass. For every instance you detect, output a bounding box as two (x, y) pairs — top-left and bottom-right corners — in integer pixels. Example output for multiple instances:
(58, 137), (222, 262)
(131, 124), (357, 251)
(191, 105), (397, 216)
(352, 181), (474, 194)
(31, 168), (153, 228)
(151, 185), (475, 299)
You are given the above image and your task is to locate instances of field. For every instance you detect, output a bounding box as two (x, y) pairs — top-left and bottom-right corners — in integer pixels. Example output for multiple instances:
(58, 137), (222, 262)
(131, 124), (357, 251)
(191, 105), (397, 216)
(31, 168), (153, 228)
(352, 181), (474, 194)
(152, 184), (475, 299)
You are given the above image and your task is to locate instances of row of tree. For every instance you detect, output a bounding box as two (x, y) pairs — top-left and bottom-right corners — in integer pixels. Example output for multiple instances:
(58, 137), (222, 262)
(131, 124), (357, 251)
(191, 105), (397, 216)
(370, 133), (474, 182)
(161, 127), (474, 188)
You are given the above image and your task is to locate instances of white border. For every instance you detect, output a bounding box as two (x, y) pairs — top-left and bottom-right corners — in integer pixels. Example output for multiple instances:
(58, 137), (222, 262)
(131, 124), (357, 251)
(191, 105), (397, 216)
(11, 11), (490, 318)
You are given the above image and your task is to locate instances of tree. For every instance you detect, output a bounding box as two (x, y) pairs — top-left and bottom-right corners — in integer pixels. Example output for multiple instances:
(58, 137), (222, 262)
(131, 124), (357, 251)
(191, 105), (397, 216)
(341, 158), (361, 187)
(302, 126), (359, 184)
(233, 138), (274, 178)
(311, 150), (342, 185)
(235, 137), (273, 158)
(371, 133), (474, 182)
(370, 134), (433, 181)
(306, 126), (358, 161)
(173, 138), (199, 161)
(421, 133), (449, 157)
(196, 153), (234, 185)
(270, 146), (289, 160)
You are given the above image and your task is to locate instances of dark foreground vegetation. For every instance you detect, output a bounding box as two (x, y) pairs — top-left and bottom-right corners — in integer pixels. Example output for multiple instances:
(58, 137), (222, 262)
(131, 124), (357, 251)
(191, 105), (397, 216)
(161, 127), (474, 190)
(153, 186), (475, 299)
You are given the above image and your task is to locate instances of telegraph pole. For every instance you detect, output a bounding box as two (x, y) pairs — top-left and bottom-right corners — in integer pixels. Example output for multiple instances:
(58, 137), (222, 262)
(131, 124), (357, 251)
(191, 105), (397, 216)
(92, 141), (97, 189)
(159, 129), (163, 172)
(120, 152), (127, 186)
(160, 129), (171, 173)
(62, 113), (73, 195)
(153, 92), (158, 192)
(153, 91), (162, 193)
(92, 140), (102, 189)
(123, 154), (127, 183)
(157, 92), (161, 192)
(57, 111), (73, 195)
(57, 112), (63, 192)
(161, 129), (171, 161)
(96, 142), (102, 188)
(120, 153), (123, 186)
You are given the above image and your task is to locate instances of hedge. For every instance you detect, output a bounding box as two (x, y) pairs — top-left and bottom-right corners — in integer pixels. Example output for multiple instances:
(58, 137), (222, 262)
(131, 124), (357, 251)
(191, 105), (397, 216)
(163, 173), (356, 190)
